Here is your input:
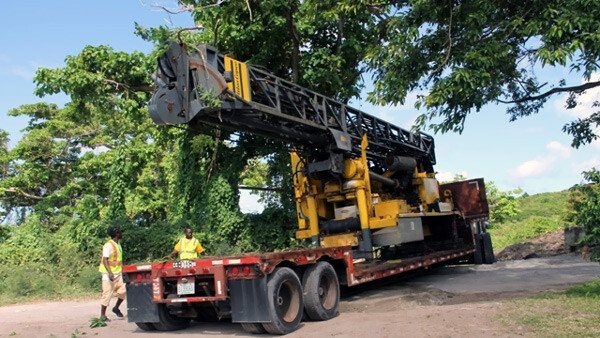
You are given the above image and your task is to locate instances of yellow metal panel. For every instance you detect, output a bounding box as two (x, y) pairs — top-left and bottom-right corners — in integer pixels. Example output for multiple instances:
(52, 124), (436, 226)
(369, 217), (397, 230)
(320, 233), (358, 248)
(374, 199), (410, 218)
(224, 56), (251, 102)
(374, 200), (399, 218)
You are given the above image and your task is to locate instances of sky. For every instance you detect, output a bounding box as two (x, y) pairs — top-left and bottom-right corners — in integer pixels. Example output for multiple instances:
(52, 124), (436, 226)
(1, 1), (599, 213)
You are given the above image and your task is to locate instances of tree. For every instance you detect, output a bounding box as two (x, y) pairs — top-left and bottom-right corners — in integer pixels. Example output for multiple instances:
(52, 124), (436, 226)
(486, 181), (524, 225)
(364, 0), (600, 148)
(568, 169), (600, 259)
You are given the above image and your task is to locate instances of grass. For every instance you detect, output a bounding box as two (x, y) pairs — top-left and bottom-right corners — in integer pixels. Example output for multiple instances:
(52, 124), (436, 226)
(488, 190), (571, 252)
(500, 278), (600, 337)
(0, 264), (99, 306)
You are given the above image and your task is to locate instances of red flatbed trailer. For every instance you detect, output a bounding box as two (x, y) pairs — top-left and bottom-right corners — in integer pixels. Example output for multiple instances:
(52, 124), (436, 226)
(123, 243), (476, 334)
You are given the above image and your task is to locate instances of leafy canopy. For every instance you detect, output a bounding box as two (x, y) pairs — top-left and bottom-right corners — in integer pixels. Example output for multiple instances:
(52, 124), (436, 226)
(364, 0), (600, 147)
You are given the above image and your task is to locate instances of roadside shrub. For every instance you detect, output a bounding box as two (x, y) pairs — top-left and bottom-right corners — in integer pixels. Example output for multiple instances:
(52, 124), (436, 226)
(0, 264), (57, 297)
(567, 169), (600, 261)
(75, 265), (102, 291)
(0, 215), (57, 265)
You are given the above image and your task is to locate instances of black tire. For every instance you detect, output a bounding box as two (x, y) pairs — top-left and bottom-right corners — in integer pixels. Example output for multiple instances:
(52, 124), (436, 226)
(241, 323), (267, 334)
(135, 322), (156, 331)
(152, 304), (191, 331)
(473, 233), (484, 264)
(262, 267), (303, 335)
(482, 232), (495, 264)
(301, 262), (339, 321)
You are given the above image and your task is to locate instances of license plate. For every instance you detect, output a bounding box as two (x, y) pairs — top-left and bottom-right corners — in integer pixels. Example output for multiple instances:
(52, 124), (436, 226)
(173, 260), (194, 268)
(177, 277), (195, 295)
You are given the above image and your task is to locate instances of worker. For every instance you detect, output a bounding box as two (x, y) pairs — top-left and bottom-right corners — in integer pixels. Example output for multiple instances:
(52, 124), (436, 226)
(98, 226), (126, 321)
(170, 227), (205, 259)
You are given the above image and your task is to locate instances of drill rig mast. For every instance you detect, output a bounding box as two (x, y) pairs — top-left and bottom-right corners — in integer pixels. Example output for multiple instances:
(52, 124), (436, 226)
(150, 42), (467, 260)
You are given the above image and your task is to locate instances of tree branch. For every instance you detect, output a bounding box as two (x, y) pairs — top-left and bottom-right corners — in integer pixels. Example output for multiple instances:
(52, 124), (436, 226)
(432, 0), (453, 75)
(499, 81), (600, 104)
(286, 1), (300, 83)
(104, 79), (153, 93)
(3, 187), (44, 200)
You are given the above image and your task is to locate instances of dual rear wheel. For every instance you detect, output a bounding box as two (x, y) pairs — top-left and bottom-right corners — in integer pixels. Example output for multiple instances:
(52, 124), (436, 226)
(242, 262), (340, 335)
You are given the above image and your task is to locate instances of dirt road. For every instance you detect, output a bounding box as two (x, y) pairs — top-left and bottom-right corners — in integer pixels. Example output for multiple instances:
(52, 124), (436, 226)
(1, 253), (598, 338)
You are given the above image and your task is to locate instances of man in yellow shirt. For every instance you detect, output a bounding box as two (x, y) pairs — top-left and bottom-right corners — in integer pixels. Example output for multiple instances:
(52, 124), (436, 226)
(170, 227), (205, 259)
(98, 226), (125, 321)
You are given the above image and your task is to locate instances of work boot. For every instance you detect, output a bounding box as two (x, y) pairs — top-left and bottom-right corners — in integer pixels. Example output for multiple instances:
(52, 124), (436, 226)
(112, 307), (124, 318)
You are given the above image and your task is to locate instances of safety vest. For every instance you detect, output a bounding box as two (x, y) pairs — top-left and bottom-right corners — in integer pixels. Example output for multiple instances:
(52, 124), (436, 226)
(178, 237), (199, 260)
(98, 239), (123, 274)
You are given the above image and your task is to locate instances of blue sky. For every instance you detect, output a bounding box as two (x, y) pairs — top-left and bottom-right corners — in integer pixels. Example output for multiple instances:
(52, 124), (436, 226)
(1, 1), (599, 213)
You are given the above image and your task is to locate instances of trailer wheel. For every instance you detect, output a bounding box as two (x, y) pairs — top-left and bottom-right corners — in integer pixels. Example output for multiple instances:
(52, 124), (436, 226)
(473, 234), (483, 264)
(482, 232), (495, 264)
(152, 304), (191, 331)
(262, 267), (303, 335)
(302, 262), (339, 321)
(134, 322), (156, 331)
(241, 323), (267, 334)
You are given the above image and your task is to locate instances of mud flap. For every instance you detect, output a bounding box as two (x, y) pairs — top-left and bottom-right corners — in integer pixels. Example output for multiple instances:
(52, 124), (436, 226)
(229, 276), (270, 323)
(126, 282), (160, 323)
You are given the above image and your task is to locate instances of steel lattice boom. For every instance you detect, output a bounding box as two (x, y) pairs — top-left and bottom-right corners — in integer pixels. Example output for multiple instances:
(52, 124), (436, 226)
(149, 42), (435, 168)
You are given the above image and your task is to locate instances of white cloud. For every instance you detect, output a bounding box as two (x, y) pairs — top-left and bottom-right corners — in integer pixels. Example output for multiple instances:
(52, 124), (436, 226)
(509, 141), (572, 178)
(436, 170), (468, 183)
(511, 160), (547, 178)
(571, 157), (600, 174)
(546, 141), (572, 158)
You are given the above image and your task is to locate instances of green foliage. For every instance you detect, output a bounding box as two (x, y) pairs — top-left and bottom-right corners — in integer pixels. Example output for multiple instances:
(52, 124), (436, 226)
(181, 0), (377, 101)
(514, 190), (570, 221)
(364, 0), (600, 147)
(240, 158), (268, 187)
(0, 214), (56, 265)
(567, 169), (600, 258)
(567, 278), (600, 298)
(242, 207), (297, 252)
(486, 181), (524, 225)
(89, 317), (108, 328)
(487, 190), (570, 251)
(490, 216), (564, 251)
(0, 264), (56, 297)
(121, 220), (181, 263)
